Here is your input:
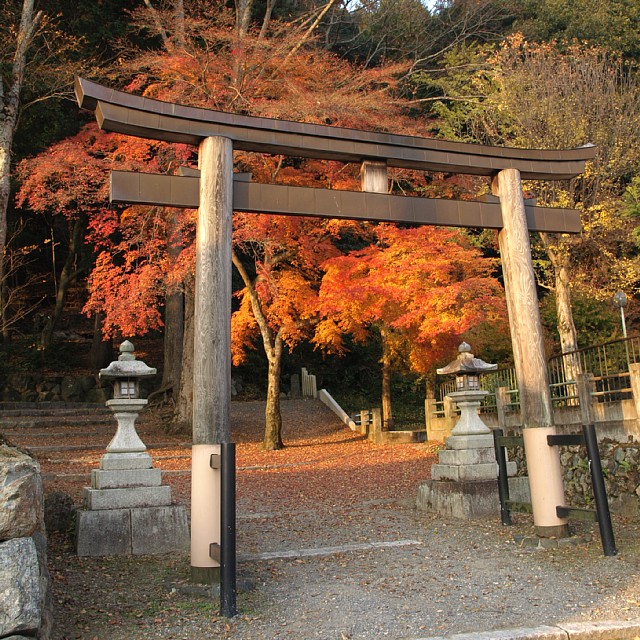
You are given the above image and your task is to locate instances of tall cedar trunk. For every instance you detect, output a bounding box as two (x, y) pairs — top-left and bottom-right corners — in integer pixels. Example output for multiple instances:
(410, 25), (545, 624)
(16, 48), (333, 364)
(88, 313), (113, 369)
(541, 233), (581, 384)
(172, 276), (194, 434)
(380, 330), (393, 429)
(0, 141), (10, 340)
(0, 269), (8, 342)
(263, 334), (284, 450)
(162, 290), (184, 393)
(1, 0), (40, 339)
(174, 0), (185, 48)
(163, 209), (184, 392)
(41, 215), (86, 350)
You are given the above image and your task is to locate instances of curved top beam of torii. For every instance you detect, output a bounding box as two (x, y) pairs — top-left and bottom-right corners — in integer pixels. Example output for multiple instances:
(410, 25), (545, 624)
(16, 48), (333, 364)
(75, 77), (596, 181)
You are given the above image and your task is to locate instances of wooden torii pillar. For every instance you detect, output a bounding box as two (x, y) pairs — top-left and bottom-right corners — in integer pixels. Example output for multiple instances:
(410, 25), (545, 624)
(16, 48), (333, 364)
(493, 169), (566, 536)
(75, 77), (597, 575)
(190, 136), (234, 582)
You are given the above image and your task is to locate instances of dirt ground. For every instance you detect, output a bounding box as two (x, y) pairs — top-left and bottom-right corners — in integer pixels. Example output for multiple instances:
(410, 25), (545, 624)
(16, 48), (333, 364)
(8, 399), (640, 640)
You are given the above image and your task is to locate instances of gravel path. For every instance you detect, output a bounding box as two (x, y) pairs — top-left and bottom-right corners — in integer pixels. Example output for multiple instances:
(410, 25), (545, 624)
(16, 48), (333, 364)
(25, 399), (640, 639)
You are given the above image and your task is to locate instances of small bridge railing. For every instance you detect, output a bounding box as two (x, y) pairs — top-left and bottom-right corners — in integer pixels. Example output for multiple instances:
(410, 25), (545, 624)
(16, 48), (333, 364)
(435, 335), (640, 413)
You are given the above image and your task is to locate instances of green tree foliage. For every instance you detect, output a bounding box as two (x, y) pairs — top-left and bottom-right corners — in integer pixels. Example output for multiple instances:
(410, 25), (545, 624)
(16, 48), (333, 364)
(512, 0), (640, 61)
(416, 36), (640, 350)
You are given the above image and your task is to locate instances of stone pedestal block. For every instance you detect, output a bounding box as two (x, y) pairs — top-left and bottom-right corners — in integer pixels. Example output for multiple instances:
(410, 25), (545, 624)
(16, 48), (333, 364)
(416, 479), (500, 519)
(91, 467), (162, 489)
(76, 506), (189, 557)
(76, 509), (131, 556)
(100, 452), (153, 470)
(83, 485), (171, 510)
(131, 506), (190, 555)
(431, 462), (499, 482)
(438, 446), (497, 466)
(445, 433), (494, 450)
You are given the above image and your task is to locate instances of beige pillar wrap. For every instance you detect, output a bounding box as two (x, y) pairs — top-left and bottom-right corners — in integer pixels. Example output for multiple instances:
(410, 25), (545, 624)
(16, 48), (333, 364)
(190, 443), (221, 568)
(523, 428), (567, 528)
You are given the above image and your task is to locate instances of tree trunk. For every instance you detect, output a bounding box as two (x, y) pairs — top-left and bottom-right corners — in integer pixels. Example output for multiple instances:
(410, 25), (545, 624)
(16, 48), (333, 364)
(541, 233), (579, 354)
(0, 141), (10, 334)
(263, 333), (284, 450)
(259, 0), (276, 38)
(172, 276), (194, 434)
(232, 250), (287, 449)
(0, 0), (40, 338)
(163, 208), (185, 393)
(174, 0), (185, 48)
(88, 313), (113, 369)
(541, 233), (581, 403)
(41, 215), (86, 350)
(236, 0), (254, 38)
(162, 290), (184, 393)
(380, 330), (393, 429)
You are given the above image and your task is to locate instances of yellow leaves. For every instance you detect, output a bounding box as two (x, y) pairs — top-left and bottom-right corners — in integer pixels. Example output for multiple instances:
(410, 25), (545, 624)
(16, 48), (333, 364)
(312, 319), (346, 355)
(231, 291), (258, 366)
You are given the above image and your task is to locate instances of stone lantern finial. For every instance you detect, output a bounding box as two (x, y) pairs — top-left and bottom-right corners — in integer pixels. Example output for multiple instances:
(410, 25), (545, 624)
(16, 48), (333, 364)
(459, 341), (471, 353)
(118, 340), (135, 361)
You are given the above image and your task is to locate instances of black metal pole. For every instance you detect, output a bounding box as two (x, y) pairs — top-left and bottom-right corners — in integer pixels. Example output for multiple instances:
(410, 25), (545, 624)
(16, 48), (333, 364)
(493, 429), (512, 526)
(582, 424), (617, 557)
(220, 442), (237, 616)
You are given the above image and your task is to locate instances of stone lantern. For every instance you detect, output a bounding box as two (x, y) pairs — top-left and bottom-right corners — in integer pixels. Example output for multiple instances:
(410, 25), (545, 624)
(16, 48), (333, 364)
(76, 341), (188, 557)
(436, 342), (497, 437)
(416, 342), (512, 519)
(98, 340), (156, 463)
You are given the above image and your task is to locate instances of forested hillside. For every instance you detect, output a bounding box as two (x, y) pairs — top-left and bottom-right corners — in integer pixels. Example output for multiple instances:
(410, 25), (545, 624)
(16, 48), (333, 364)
(2, 0), (638, 444)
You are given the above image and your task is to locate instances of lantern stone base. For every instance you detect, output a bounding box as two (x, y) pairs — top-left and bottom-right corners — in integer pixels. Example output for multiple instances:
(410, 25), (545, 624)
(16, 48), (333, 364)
(76, 448), (188, 556)
(83, 485), (171, 510)
(91, 467), (161, 489)
(416, 479), (500, 519)
(76, 505), (189, 556)
(417, 432), (517, 519)
(100, 451), (154, 470)
(431, 462), (500, 482)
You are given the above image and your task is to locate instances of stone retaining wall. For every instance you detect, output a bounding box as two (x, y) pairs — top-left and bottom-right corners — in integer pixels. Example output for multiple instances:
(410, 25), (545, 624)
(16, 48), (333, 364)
(0, 445), (52, 639)
(510, 440), (640, 516)
(0, 373), (158, 404)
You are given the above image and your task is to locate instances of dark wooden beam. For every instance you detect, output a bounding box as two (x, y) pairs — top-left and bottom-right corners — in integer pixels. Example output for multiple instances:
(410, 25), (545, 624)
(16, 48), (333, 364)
(76, 77), (597, 181)
(110, 171), (582, 233)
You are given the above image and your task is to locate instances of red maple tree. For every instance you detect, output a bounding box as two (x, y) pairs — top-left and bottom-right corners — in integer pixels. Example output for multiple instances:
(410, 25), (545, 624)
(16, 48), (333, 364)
(315, 223), (506, 424)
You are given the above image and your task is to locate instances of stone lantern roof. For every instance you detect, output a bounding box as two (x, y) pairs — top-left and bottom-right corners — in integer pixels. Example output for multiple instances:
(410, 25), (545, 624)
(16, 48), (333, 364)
(99, 340), (157, 380)
(436, 342), (497, 376)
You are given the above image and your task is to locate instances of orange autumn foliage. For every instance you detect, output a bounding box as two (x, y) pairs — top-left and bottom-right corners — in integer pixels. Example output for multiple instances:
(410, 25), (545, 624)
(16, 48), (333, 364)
(315, 224), (506, 374)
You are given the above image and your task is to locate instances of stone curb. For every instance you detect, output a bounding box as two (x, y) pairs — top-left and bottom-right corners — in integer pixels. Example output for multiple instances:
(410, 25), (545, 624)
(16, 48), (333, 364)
(410, 619), (640, 640)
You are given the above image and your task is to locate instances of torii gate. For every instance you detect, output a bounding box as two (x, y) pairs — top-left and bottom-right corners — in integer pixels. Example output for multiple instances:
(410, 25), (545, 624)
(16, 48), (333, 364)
(75, 77), (596, 580)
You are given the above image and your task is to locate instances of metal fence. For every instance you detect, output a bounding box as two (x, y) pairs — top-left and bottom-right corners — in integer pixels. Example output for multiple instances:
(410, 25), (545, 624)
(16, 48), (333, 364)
(435, 335), (640, 412)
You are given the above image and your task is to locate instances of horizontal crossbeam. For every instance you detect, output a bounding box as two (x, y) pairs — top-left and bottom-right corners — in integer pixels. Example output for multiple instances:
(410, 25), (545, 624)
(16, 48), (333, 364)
(110, 171), (582, 233)
(556, 506), (598, 522)
(495, 435), (525, 448)
(76, 77), (597, 180)
(547, 434), (585, 446)
(505, 500), (533, 514)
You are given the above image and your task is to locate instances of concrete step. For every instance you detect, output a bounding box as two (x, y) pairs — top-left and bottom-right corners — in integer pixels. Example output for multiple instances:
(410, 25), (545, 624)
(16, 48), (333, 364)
(0, 402), (114, 431)
(0, 416), (115, 429)
(0, 401), (111, 413)
(23, 442), (190, 453)
(0, 416), (116, 437)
